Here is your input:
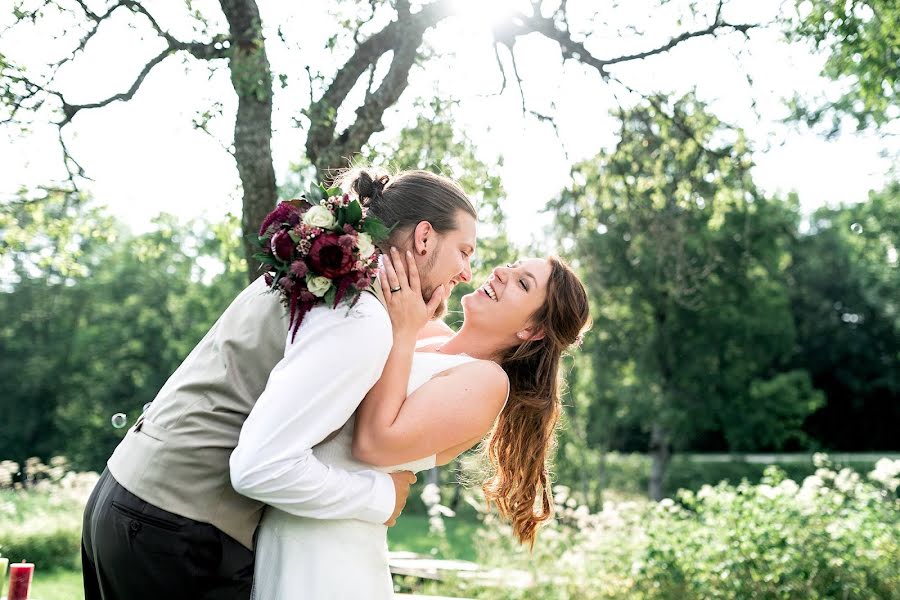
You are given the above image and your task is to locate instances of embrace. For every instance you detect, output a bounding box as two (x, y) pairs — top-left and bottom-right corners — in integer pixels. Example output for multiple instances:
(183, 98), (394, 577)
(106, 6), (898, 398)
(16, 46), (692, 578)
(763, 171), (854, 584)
(81, 168), (590, 599)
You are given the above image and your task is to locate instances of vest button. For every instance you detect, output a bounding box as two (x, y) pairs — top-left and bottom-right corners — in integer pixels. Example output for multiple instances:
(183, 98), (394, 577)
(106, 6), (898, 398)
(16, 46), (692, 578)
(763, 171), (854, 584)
(130, 520), (142, 532)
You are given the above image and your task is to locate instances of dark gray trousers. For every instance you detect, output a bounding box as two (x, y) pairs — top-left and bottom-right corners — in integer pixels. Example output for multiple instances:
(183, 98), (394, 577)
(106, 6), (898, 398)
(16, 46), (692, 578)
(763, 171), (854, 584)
(81, 468), (254, 600)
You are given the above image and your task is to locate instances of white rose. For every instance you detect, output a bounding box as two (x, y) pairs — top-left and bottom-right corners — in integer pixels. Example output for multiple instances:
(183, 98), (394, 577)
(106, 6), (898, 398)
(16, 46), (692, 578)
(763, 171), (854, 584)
(356, 233), (375, 258)
(306, 275), (332, 297)
(303, 204), (336, 229)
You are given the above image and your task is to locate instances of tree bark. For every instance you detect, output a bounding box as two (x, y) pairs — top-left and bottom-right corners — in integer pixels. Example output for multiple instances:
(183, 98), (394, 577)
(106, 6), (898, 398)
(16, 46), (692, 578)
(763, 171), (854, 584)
(219, 0), (277, 282)
(648, 421), (671, 501)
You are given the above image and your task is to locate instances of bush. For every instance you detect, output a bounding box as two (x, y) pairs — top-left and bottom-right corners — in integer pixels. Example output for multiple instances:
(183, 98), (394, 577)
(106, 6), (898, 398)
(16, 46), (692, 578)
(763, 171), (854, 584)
(459, 454), (900, 599)
(554, 450), (885, 503)
(0, 458), (96, 571)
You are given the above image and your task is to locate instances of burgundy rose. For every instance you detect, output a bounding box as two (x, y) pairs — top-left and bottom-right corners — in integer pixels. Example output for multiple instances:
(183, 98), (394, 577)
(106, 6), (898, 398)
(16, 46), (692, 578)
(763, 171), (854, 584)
(270, 230), (295, 262)
(307, 232), (354, 278)
(258, 202), (301, 237)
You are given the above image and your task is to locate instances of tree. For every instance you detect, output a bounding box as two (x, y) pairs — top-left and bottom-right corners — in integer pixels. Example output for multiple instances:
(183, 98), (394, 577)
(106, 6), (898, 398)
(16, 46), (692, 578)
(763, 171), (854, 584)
(788, 183), (900, 449)
(1, 0), (760, 279)
(784, 0), (900, 135)
(550, 94), (822, 499)
(0, 188), (246, 469)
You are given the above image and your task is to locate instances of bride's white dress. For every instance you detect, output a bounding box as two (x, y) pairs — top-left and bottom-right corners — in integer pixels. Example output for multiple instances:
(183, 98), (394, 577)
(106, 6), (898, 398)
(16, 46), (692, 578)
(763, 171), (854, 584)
(251, 346), (478, 599)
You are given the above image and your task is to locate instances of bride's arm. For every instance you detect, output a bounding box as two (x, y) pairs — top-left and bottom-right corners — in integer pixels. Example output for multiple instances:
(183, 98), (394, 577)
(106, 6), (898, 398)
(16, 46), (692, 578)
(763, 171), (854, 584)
(353, 359), (507, 467)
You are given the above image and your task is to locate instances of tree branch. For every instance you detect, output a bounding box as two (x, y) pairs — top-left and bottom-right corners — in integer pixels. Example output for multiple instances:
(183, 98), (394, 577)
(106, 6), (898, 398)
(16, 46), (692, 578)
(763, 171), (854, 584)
(305, 0), (456, 172)
(60, 48), (172, 125)
(493, 9), (760, 77)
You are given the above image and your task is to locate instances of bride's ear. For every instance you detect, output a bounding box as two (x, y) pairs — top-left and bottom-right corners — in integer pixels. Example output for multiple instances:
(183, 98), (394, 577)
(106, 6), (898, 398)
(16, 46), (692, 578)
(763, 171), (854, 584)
(516, 325), (544, 342)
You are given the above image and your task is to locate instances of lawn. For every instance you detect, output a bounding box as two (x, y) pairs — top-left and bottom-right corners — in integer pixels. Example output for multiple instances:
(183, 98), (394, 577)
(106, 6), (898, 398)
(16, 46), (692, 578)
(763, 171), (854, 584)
(15, 513), (478, 600)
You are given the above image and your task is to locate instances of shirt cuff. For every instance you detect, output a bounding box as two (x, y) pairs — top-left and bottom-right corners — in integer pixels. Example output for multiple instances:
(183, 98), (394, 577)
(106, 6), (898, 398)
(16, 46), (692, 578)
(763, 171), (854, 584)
(358, 471), (396, 525)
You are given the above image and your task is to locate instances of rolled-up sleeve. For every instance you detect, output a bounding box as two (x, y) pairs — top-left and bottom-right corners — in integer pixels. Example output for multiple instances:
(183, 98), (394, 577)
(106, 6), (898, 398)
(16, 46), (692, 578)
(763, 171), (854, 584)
(230, 296), (395, 524)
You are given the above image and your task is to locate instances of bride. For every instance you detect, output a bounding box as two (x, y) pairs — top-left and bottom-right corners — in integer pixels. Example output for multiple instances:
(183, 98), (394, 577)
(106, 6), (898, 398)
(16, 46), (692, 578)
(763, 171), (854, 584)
(251, 247), (589, 599)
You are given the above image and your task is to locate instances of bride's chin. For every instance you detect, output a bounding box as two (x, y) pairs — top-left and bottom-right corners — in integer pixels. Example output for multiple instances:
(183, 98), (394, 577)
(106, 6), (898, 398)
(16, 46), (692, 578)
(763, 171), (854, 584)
(460, 292), (484, 316)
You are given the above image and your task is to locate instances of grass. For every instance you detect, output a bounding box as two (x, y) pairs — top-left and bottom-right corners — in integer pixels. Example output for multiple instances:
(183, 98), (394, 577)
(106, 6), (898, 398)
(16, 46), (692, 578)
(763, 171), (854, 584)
(25, 568), (83, 600)
(13, 512), (479, 600)
(388, 513), (480, 561)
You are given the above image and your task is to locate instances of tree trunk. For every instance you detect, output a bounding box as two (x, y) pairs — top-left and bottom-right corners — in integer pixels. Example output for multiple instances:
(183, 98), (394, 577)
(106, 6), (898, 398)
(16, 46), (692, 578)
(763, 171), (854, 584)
(596, 445), (608, 510)
(219, 0), (277, 282)
(648, 421), (671, 501)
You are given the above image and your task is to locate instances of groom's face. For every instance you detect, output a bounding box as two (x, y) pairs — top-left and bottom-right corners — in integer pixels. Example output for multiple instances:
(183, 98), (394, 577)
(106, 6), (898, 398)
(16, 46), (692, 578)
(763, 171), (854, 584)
(415, 211), (477, 316)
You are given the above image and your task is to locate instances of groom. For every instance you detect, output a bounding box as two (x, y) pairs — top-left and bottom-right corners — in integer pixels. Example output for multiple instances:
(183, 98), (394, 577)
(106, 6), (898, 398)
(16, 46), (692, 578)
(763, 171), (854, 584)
(81, 169), (477, 600)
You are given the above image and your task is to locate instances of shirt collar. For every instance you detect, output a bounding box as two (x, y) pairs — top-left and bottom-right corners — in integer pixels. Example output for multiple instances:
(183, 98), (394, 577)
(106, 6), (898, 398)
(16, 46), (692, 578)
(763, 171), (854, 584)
(366, 274), (387, 308)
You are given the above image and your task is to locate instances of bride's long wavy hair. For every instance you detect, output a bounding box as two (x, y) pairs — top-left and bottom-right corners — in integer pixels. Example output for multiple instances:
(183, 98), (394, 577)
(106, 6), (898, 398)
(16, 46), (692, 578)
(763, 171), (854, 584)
(480, 256), (590, 547)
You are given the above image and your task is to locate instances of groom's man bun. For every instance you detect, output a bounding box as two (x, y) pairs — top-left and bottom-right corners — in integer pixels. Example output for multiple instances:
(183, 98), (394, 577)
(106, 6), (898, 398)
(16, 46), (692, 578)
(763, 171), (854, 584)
(335, 167), (476, 248)
(349, 169), (390, 206)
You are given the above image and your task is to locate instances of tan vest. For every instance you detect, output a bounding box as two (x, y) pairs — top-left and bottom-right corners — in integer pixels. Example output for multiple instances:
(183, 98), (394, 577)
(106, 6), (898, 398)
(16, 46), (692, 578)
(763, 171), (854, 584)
(108, 276), (293, 549)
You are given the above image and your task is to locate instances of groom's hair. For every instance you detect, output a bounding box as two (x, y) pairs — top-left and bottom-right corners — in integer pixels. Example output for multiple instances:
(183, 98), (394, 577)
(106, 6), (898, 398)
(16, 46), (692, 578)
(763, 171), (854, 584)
(335, 167), (476, 248)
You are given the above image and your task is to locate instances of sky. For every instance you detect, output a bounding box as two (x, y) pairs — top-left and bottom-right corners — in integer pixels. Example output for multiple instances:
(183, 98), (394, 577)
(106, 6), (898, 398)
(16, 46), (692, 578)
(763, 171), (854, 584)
(1, 0), (897, 248)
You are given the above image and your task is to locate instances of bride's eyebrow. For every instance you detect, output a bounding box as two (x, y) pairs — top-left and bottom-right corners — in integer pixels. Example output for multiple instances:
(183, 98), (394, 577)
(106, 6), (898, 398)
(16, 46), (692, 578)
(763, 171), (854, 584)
(522, 270), (538, 287)
(511, 261), (539, 288)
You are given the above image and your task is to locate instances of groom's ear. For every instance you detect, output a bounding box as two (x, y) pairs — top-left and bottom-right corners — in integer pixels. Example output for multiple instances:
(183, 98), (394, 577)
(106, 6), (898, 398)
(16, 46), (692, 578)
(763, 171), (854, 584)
(413, 221), (434, 256)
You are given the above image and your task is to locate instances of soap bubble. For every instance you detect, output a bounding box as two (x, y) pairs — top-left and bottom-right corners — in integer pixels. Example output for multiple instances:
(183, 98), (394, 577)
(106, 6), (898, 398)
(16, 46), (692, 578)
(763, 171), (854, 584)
(850, 223), (863, 234)
(111, 413), (128, 429)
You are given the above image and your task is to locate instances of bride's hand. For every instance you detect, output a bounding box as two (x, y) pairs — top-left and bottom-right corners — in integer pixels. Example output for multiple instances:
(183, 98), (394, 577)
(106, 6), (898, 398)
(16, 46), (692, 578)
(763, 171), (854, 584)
(380, 247), (446, 341)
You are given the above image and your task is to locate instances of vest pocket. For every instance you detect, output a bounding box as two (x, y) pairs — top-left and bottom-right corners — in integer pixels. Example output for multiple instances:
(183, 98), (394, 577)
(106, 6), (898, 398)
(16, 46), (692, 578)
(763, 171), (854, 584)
(137, 418), (170, 443)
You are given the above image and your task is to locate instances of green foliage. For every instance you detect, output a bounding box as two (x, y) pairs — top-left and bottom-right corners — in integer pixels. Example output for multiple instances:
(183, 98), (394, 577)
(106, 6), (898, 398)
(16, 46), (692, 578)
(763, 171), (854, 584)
(551, 94), (813, 476)
(788, 183), (900, 448)
(464, 455), (900, 599)
(551, 448), (885, 504)
(0, 192), (246, 469)
(0, 458), (95, 571)
(784, 0), (900, 134)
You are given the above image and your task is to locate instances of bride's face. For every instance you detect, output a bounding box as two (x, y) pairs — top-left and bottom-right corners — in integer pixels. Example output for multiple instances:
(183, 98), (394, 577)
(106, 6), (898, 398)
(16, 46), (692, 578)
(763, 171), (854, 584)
(461, 258), (553, 342)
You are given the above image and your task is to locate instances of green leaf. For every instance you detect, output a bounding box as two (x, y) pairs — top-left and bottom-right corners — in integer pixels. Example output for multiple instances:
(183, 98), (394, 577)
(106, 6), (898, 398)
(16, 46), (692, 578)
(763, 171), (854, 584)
(252, 252), (278, 266)
(323, 185), (342, 197)
(324, 286), (337, 308)
(306, 183), (324, 204)
(344, 199), (363, 225)
(362, 217), (393, 241)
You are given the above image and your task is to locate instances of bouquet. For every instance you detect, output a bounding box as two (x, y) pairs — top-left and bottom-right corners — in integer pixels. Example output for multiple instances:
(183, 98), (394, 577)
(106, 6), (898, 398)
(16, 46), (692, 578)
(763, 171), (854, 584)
(255, 183), (391, 341)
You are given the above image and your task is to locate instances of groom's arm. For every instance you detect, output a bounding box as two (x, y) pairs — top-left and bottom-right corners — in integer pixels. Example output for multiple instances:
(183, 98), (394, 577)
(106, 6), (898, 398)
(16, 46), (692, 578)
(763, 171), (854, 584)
(229, 297), (395, 524)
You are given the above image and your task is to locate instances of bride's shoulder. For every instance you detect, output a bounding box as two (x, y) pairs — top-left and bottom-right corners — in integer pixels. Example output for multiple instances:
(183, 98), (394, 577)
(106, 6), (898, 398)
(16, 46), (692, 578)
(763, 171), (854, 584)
(451, 359), (509, 405)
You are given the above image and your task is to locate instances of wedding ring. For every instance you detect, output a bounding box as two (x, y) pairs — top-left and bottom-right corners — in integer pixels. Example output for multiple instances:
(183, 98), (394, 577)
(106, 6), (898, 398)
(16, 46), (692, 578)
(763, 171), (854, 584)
(390, 286), (402, 293)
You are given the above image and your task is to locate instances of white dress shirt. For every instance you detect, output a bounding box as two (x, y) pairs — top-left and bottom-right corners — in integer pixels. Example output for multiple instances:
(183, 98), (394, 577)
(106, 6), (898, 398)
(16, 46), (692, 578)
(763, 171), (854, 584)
(229, 291), (395, 525)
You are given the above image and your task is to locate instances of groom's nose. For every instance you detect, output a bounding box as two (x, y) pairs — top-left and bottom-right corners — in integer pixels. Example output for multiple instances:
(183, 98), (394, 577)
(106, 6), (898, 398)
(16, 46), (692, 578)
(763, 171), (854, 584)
(459, 260), (472, 283)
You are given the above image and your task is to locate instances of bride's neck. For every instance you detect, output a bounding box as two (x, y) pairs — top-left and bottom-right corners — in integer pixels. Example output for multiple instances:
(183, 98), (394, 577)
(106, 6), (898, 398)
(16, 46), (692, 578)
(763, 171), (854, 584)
(436, 325), (505, 362)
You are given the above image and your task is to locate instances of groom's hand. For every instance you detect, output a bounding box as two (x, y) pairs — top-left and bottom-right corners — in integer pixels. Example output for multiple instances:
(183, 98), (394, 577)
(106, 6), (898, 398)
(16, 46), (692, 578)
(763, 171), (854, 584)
(385, 471), (417, 527)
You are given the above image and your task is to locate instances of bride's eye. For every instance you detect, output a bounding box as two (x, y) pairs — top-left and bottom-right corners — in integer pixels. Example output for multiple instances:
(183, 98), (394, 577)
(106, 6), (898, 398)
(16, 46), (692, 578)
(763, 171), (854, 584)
(520, 279), (529, 291)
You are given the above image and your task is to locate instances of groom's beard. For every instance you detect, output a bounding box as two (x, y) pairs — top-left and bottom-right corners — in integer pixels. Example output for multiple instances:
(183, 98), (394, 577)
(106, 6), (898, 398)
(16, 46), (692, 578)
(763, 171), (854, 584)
(423, 284), (449, 321)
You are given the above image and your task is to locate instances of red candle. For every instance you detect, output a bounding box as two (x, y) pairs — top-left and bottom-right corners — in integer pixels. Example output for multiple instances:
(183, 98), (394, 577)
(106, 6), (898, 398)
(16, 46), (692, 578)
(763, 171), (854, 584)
(7, 561), (33, 600)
